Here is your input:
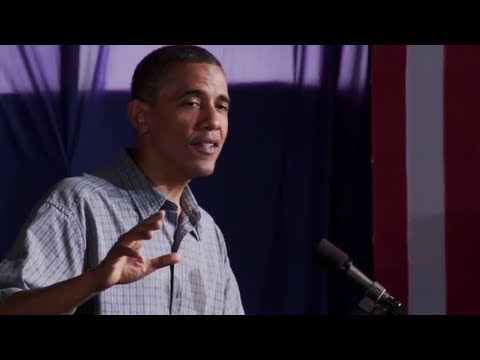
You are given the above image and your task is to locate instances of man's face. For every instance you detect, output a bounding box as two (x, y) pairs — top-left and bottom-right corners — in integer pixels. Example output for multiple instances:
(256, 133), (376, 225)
(141, 62), (230, 181)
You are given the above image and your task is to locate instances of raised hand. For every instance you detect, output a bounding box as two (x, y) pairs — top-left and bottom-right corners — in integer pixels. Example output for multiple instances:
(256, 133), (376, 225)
(94, 211), (180, 291)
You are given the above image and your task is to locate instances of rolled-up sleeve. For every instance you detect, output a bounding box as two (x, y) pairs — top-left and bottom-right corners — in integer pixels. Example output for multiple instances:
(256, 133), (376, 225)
(0, 200), (85, 304)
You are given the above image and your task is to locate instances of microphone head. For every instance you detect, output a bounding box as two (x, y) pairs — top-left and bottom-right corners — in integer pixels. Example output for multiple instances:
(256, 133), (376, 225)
(315, 238), (350, 271)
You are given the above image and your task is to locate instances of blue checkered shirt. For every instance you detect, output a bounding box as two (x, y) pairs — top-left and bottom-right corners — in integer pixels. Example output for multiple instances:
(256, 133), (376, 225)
(0, 149), (244, 315)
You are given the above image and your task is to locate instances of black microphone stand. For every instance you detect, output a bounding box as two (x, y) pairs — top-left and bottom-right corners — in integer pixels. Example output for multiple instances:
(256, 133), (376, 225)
(314, 238), (407, 315)
(354, 285), (407, 315)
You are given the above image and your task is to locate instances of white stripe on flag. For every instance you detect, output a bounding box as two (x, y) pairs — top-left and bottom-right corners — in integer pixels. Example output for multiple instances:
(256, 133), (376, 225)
(406, 45), (446, 314)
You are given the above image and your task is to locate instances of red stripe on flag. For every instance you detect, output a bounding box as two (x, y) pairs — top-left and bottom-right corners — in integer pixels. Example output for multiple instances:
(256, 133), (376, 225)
(444, 46), (480, 314)
(371, 45), (408, 309)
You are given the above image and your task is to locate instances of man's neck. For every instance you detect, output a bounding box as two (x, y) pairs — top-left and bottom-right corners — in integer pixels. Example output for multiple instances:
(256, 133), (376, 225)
(129, 148), (187, 209)
(156, 184), (184, 211)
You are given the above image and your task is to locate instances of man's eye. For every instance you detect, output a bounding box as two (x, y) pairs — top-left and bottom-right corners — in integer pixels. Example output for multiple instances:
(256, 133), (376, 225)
(183, 101), (200, 107)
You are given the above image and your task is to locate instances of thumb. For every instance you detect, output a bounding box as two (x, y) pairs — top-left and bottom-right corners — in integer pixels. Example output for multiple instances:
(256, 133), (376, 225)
(148, 252), (181, 271)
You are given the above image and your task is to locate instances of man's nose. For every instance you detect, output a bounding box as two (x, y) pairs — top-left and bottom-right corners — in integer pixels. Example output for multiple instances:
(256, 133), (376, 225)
(200, 105), (221, 130)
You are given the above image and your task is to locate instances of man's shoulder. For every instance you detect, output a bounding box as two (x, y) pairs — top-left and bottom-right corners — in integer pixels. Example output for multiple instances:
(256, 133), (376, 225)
(196, 206), (225, 237)
(44, 170), (120, 207)
(197, 206), (223, 230)
(198, 206), (214, 223)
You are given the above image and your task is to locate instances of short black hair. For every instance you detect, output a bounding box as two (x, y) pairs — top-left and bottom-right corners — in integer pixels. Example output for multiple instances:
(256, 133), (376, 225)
(130, 45), (222, 104)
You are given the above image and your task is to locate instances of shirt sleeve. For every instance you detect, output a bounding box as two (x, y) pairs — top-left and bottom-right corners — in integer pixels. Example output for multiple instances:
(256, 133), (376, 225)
(0, 199), (85, 303)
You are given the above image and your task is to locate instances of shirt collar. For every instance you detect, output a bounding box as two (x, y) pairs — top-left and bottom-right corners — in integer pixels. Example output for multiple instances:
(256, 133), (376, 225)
(114, 148), (202, 227)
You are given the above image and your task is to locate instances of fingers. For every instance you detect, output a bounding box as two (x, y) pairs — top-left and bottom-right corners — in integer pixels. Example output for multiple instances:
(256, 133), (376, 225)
(119, 211), (166, 247)
(141, 210), (165, 225)
(112, 244), (143, 260)
(148, 252), (180, 271)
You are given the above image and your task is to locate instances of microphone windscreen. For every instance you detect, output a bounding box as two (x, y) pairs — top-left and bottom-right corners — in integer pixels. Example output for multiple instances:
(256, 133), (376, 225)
(315, 238), (350, 270)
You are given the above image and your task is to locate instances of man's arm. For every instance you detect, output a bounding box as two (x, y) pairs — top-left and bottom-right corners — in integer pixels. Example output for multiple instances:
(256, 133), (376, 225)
(0, 211), (179, 315)
(0, 269), (104, 315)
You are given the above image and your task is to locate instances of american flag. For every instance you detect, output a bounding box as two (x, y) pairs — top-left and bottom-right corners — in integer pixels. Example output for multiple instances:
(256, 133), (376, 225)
(371, 45), (480, 315)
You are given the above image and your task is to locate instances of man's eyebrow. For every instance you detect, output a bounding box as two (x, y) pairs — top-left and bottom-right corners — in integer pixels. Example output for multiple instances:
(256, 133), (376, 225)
(218, 94), (231, 106)
(177, 89), (231, 105)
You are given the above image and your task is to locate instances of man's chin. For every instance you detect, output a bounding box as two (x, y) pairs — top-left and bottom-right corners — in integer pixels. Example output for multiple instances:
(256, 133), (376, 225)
(189, 164), (216, 178)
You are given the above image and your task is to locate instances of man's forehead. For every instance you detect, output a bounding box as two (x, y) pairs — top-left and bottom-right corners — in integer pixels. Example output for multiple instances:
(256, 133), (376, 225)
(160, 63), (228, 96)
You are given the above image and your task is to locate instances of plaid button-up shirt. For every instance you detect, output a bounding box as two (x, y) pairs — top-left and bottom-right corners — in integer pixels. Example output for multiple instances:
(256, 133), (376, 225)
(0, 149), (244, 315)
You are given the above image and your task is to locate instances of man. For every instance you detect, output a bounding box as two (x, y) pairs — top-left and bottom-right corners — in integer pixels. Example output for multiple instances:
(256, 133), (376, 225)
(0, 45), (244, 315)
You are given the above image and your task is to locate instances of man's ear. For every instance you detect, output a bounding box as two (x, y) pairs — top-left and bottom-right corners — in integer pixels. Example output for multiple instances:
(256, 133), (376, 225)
(127, 99), (149, 135)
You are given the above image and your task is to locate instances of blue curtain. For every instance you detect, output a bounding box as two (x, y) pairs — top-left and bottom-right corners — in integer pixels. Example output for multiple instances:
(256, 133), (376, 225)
(0, 45), (372, 314)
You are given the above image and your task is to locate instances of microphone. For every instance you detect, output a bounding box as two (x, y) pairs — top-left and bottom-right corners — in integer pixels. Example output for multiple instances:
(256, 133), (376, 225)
(315, 238), (404, 315)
